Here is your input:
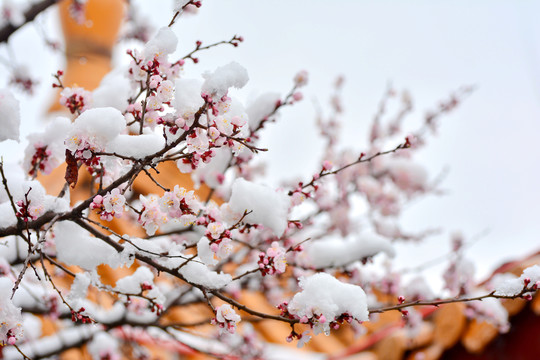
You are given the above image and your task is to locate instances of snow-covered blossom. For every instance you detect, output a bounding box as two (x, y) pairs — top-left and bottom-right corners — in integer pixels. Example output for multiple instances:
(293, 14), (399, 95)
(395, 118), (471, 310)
(1, 1), (25, 27)
(15, 185), (45, 222)
(202, 61), (249, 98)
(212, 304), (241, 334)
(494, 264), (540, 297)
(87, 332), (121, 360)
(0, 278), (23, 346)
(143, 27), (178, 59)
(93, 68), (131, 111)
(229, 178), (290, 237)
(465, 295), (509, 332)
(9, 65), (37, 94)
(443, 256), (475, 295)
(0, 4), (527, 359)
(287, 273), (368, 335)
(60, 87), (92, 114)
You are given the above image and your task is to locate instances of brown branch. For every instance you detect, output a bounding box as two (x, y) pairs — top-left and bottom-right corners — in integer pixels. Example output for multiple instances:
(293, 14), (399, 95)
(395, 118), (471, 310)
(72, 218), (298, 326)
(0, 0), (57, 44)
(369, 287), (538, 315)
(181, 35), (241, 63)
(289, 141), (409, 195)
(168, 0), (201, 27)
(0, 104), (208, 239)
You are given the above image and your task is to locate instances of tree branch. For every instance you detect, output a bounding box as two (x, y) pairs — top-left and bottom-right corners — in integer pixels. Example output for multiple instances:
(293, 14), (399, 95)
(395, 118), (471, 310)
(0, 0), (57, 44)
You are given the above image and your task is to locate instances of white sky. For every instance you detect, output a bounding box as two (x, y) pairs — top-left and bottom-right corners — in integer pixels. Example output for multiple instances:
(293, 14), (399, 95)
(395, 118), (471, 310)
(1, 0), (539, 286)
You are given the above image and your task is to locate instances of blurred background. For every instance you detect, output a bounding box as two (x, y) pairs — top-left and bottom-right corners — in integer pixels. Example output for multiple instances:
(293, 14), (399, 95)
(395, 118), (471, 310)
(1, 0), (539, 289)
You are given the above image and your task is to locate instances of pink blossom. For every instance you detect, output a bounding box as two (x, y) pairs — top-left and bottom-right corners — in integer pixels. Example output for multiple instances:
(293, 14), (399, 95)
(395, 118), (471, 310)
(157, 80), (174, 102)
(292, 92), (303, 101)
(294, 70), (309, 87)
(138, 195), (167, 236)
(149, 74), (162, 89)
(213, 116), (234, 135)
(322, 160), (333, 171)
(146, 95), (163, 111)
(206, 222), (225, 239)
(186, 128), (210, 153)
(216, 237), (233, 258)
(230, 115), (246, 127)
(159, 185), (201, 219)
(258, 241), (287, 275)
(102, 188), (126, 214)
(297, 331), (312, 348)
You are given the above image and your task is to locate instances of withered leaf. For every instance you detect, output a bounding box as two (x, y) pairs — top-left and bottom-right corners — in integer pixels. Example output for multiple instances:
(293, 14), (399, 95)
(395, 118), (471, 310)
(65, 149), (79, 188)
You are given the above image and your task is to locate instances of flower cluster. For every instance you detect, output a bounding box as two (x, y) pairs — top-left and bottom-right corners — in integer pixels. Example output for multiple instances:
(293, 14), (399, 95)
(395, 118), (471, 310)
(27, 143), (54, 177)
(137, 194), (167, 235)
(90, 188), (126, 221)
(15, 189), (44, 222)
(258, 241), (287, 276)
(65, 134), (103, 176)
(211, 304), (241, 334)
(9, 67), (37, 95)
(127, 49), (182, 85)
(60, 87), (92, 114)
(70, 307), (94, 324)
(159, 185), (200, 222)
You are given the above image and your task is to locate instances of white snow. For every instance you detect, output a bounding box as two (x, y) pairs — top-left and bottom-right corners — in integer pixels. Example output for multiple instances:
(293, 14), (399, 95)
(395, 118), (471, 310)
(402, 275), (434, 300)
(178, 258), (232, 289)
(21, 313), (42, 341)
(494, 264), (540, 296)
(92, 69), (132, 111)
(115, 266), (153, 293)
(114, 266), (165, 305)
(2, 325), (99, 360)
(87, 332), (120, 360)
(108, 133), (165, 159)
(228, 178), (289, 237)
(246, 92), (281, 131)
(67, 107), (125, 150)
(197, 236), (218, 266)
(467, 290), (509, 331)
(0, 89), (20, 142)
(54, 221), (121, 271)
(174, 78), (204, 116)
(288, 273), (369, 334)
(143, 27), (178, 58)
(0, 203), (17, 229)
(202, 62), (249, 98)
(68, 272), (92, 304)
(302, 234), (395, 268)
